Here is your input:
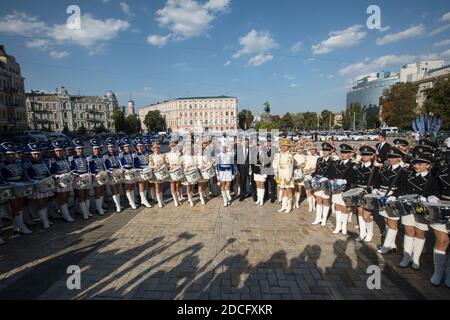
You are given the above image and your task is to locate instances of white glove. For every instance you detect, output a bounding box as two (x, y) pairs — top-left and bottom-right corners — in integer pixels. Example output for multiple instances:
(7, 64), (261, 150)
(427, 196), (440, 203)
(387, 196), (396, 203)
(419, 196), (427, 203)
(371, 188), (380, 195)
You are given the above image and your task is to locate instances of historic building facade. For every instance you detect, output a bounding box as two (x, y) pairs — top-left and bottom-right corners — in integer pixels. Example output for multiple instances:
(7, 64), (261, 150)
(139, 96), (238, 133)
(0, 45), (28, 132)
(25, 87), (119, 132)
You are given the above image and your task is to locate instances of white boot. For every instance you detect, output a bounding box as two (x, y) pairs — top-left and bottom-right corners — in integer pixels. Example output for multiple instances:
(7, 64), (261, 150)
(177, 191), (183, 202)
(156, 193), (164, 208)
(341, 213), (349, 235)
(38, 208), (50, 229)
(364, 221), (374, 242)
(150, 188), (156, 202)
(278, 197), (287, 213)
(140, 192), (152, 208)
(277, 189), (282, 203)
(312, 204), (322, 225)
(226, 190), (231, 204)
(331, 202), (336, 214)
(187, 193), (194, 207)
(172, 193), (179, 207)
(112, 194), (121, 213)
(79, 201), (89, 220)
(199, 192), (206, 205)
(412, 237), (425, 270)
(126, 190), (138, 209)
(356, 216), (366, 241)
(377, 228), (397, 254)
(255, 189), (261, 205)
(284, 198), (292, 213)
(294, 192), (300, 209)
(60, 204), (75, 223)
(430, 249), (447, 286)
(85, 199), (93, 216)
(399, 235), (414, 268)
(445, 255), (450, 288)
(222, 190), (228, 207)
(333, 211), (342, 234)
(258, 189), (264, 206)
(13, 212), (33, 234)
(307, 196), (314, 212)
(320, 205), (330, 227)
(95, 198), (105, 216)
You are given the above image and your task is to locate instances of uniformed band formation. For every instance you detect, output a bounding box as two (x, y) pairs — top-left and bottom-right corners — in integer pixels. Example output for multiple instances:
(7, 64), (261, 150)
(0, 133), (449, 288)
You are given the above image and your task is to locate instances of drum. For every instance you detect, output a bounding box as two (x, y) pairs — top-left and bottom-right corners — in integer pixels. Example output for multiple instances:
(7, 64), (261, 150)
(385, 198), (401, 218)
(388, 194), (425, 219)
(110, 169), (124, 184)
(200, 164), (216, 180)
(361, 194), (386, 211)
(35, 177), (56, 193)
(9, 182), (35, 198)
(342, 188), (365, 207)
(424, 202), (450, 231)
(330, 179), (347, 192)
(294, 169), (304, 182)
(185, 167), (202, 184)
(169, 167), (185, 182)
(0, 185), (12, 203)
(139, 167), (155, 181)
(74, 173), (92, 190)
(123, 169), (138, 183)
(94, 171), (110, 186)
(317, 177), (331, 192)
(304, 176), (320, 191)
(154, 165), (170, 181)
(55, 173), (74, 188)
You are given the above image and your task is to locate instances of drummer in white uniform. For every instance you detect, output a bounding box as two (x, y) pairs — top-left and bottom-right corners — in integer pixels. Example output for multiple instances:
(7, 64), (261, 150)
(49, 140), (75, 223)
(165, 140), (183, 207)
(216, 141), (235, 207)
(149, 142), (166, 208)
(196, 140), (214, 205)
(274, 139), (295, 213)
(180, 142), (198, 207)
(293, 143), (307, 209)
(303, 144), (319, 212)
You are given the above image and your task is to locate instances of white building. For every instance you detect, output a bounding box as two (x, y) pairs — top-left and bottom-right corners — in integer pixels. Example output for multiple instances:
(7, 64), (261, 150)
(414, 64), (450, 111)
(139, 96), (238, 133)
(25, 87), (119, 132)
(400, 60), (444, 83)
(0, 45), (28, 132)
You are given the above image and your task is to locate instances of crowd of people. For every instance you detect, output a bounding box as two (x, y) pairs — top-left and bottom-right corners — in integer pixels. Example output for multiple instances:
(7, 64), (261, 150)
(0, 132), (449, 288)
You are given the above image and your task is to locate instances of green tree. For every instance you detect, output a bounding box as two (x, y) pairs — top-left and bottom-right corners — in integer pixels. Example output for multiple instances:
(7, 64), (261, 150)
(144, 110), (166, 132)
(111, 106), (126, 133)
(380, 83), (418, 130)
(303, 112), (318, 130)
(280, 113), (293, 131)
(255, 121), (280, 131)
(320, 110), (334, 131)
(94, 123), (107, 134)
(238, 109), (254, 130)
(62, 124), (70, 135)
(77, 124), (87, 137)
(423, 78), (450, 129)
(125, 114), (140, 135)
(291, 113), (305, 131)
(343, 103), (363, 130)
(263, 101), (271, 114)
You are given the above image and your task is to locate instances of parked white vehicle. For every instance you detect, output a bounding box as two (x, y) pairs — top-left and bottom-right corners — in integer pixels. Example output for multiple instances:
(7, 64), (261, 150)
(333, 133), (349, 141)
(350, 132), (365, 141)
(366, 133), (379, 141)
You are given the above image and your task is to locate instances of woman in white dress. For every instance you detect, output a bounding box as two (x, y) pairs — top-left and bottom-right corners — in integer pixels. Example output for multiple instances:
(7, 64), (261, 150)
(164, 140), (183, 207)
(303, 144), (319, 212)
(195, 142), (213, 205)
(274, 139), (295, 213)
(180, 143), (197, 207)
(293, 143), (307, 209)
(149, 142), (166, 208)
(216, 142), (235, 207)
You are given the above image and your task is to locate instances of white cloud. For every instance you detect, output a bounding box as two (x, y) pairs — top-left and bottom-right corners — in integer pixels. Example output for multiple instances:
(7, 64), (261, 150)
(442, 49), (450, 57)
(49, 50), (69, 59)
(440, 12), (450, 22)
(120, 2), (135, 18)
(290, 83), (298, 88)
(290, 41), (302, 53)
(232, 30), (278, 59)
(248, 54), (273, 66)
(376, 24), (425, 45)
(148, 0), (229, 46)
(429, 24), (450, 36)
(0, 11), (129, 57)
(379, 25), (391, 32)
(147, 34), (171, 47)
(339, 54), (416, 76)
(284, 74), (296, 81)
(311, 25), (366, 55)
(224, 59), (231, 66)
(433, 39), (450, 47)
(327, 75), (334, 79)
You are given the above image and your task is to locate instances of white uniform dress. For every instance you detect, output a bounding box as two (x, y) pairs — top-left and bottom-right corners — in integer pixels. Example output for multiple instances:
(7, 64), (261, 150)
(196, 154), (212, 183)
(216, 151), (235, 182)
(181, 155), (197, 186)
(293, 153), (307, 186)
(165, 151), (182, 182)
(274, 151), (294, 189)
(149, 154), (166, 184)
(303, 153), (319, 182)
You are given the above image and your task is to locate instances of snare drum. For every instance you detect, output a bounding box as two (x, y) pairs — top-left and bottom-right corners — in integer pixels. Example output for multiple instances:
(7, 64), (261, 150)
(330, 179), (347, 192)
(294, 169), (304, 182)
(123, 169), (138, 184)
(342, 188), (365, 207)
(200, 164), (216, 180)
(424, 202), (450, 230)
(94, 171), (110, 186)
(169, 167), (185, 182)
(35, 177), (56, 193)
(0, 185), (12, 203)
(185, 167), (202, 184)
(74, 173), (92, 190)
(154, 165), (170, 182)
(139, 167), (155, 181)
(361, 194), (385, 211)
(318, 178), (331, 192)
(9, 182), (35, 198)
(55, 173), (74, 188)
(304, 176), (320, 191)
(110, 169), (124, 184)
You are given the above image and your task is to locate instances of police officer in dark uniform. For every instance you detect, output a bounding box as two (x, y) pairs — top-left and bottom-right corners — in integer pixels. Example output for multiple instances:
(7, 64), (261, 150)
(394, 139), (412, 168)
(375, 147), (408, 254)
(329, 143), (357, 235)
(311, 142), (335, 226)
(354, 145), (380, 242)
(396, 152), (439, 270)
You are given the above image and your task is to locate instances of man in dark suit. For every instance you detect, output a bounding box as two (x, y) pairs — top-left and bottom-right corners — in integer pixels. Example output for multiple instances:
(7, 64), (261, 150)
(236, 136), (256, 201)
(376, 132), (391, 163)
(262, 137), (277, 203)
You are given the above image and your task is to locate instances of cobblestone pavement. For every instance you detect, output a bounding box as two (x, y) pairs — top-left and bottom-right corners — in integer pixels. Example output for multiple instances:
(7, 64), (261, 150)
(0, 194), (449, 300)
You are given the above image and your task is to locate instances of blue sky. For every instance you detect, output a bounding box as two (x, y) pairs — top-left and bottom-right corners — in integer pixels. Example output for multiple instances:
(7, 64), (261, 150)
(0, 0), (449, 114)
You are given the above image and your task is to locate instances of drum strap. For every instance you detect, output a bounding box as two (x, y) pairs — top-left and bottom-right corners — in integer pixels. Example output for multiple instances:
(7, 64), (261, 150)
(366, 166), (376, 192)
(383, 169), (404, 197)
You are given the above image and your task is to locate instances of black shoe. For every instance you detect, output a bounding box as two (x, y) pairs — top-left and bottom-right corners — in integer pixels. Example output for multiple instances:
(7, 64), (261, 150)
(239, 197), (245, 202)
